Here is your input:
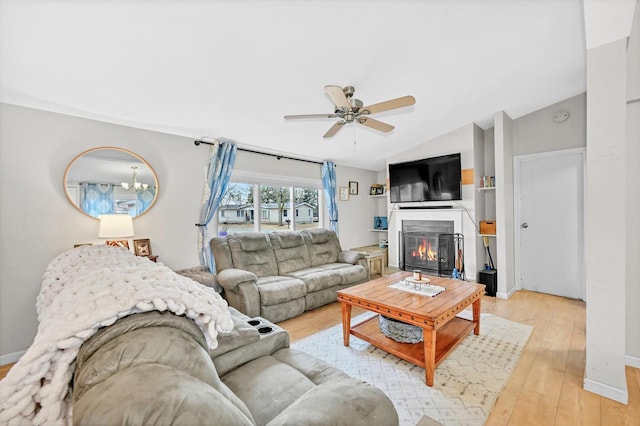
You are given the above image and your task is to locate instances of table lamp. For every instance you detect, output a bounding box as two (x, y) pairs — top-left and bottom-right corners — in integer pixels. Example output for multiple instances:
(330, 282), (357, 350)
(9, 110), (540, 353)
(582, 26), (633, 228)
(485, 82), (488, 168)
(98, 214), (135, 247)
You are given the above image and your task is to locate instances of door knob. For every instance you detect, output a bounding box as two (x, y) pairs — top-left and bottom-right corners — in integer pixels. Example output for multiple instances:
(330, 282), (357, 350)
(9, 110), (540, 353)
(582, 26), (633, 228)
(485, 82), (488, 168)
(521, 223), (528, 229)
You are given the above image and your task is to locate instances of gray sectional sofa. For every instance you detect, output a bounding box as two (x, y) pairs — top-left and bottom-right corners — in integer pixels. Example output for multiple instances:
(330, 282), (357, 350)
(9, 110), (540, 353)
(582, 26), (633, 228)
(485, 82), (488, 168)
(211, 228), (369, 323)
(73, 307), (398, 425)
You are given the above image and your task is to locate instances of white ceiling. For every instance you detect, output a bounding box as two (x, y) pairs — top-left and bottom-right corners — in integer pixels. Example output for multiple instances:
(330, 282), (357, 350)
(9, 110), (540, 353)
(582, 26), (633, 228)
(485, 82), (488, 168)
(0, 0), (586, 171)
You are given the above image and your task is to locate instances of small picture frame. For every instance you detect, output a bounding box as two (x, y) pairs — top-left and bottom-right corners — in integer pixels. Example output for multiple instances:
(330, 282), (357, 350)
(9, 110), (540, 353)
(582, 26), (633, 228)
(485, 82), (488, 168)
(375, 186), (384, 195)
(133, 239), (152, 257)
(106, 240), (129, 249)
(370, 186), (378, 195)
(339, 187), (349, 201)
(348, 181), (359, 195)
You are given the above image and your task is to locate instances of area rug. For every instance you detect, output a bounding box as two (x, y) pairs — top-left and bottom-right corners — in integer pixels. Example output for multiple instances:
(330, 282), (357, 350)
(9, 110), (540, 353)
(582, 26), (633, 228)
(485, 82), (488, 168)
(291, 312), (532, 426)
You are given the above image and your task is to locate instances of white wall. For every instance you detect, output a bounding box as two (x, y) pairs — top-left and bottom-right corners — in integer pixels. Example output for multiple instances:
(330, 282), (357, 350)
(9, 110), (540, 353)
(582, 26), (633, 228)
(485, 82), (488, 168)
(494, 111), (515, 298)
(0, 103), (207, 360)
(385, 123), (479, 279)
(584, 38), (628, 404)
(0, 103), (377, 361)
(625, 0), (640, 367)
(333, 165), (380, 250)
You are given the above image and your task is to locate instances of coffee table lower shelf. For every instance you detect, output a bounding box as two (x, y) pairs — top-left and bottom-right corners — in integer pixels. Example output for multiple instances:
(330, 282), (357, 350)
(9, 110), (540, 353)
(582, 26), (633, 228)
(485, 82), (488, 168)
(350, 315), (475, 369)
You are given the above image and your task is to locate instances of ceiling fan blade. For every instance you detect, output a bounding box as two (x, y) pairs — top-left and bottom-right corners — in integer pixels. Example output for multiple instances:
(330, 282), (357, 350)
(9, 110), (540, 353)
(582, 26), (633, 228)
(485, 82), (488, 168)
(325, 85), (352, 111)
(284, 113), (340, 119)
(357, 117), (394, 133)
(323, 121), (346, 138)
(363, 95), (416, 115)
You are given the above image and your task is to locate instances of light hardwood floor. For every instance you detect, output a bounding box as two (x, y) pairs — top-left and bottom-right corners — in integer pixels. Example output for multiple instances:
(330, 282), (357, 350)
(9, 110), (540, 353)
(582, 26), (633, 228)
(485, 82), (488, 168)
(280, 289), (640, 426)
(1, 290), (638, 425)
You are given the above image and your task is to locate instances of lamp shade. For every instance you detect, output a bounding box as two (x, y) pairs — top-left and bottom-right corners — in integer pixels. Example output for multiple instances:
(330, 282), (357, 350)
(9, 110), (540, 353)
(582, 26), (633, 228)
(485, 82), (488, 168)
(98, 214), (135, 238)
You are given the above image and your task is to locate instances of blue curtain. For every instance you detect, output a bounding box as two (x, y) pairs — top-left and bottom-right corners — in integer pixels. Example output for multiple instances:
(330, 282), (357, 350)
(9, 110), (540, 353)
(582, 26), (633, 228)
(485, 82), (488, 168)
(81, 183), (114, 218)
(198, 139), (237, 277)
(321, 161), (338, 233)
(136, 186), (156, 215)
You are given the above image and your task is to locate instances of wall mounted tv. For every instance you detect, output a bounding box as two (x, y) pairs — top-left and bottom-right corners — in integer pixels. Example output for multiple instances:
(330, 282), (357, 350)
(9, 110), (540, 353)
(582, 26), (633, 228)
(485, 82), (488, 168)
(388, 153), (462, 203)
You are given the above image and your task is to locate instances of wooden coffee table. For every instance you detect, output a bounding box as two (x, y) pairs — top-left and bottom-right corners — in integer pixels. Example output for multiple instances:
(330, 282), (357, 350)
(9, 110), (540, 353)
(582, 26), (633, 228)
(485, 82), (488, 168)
(337, 272), (485, 386)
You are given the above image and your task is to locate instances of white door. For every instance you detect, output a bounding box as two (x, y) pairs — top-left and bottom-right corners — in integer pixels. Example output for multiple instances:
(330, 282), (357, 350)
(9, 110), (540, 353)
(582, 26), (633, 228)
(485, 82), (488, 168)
(515, 149), (584, 299)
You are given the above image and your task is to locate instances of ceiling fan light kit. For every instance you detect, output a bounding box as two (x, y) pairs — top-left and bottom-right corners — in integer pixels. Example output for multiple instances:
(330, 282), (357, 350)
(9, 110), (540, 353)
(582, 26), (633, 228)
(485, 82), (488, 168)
(284, 85), (415, 138)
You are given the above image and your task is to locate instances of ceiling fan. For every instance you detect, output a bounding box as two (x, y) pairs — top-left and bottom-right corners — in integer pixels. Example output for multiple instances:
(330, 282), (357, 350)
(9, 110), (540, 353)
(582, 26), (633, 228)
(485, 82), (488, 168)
(284, 85), (416, 138)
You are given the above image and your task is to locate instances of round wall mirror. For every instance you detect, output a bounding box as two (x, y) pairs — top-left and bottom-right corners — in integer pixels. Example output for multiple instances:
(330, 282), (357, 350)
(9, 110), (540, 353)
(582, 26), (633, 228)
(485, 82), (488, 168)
(64, 147), (159, 219)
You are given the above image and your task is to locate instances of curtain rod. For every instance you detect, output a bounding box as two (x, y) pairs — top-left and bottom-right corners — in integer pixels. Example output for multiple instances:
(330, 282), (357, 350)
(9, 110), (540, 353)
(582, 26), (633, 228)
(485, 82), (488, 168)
(194, 139), (323, 165)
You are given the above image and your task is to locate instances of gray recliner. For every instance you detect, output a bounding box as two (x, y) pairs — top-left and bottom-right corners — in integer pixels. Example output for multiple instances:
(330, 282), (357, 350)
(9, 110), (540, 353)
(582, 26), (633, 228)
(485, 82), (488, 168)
(212, 229), (369, 323)
(73, 309), (399, 426)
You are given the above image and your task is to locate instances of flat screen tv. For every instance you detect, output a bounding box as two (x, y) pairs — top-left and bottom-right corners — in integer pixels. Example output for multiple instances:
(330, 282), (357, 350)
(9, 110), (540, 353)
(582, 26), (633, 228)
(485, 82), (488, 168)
(388, 153), (462, 203)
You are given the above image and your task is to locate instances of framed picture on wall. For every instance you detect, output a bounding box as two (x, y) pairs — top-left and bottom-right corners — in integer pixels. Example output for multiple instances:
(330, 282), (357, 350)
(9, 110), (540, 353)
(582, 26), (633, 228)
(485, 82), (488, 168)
(349, 181), (359, 195)
(133, 239), (152, 257)
(339, 187), (349, 201)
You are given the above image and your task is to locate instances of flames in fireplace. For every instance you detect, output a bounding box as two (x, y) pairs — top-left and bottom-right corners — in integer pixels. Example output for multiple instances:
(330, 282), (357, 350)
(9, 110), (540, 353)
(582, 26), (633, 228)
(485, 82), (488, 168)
(412, 238), (438, 261)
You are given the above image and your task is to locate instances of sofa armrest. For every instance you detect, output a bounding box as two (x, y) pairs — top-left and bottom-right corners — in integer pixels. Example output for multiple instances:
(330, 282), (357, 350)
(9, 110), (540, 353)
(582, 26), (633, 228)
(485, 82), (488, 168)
(218, 270), (261, 318)
(338, 250), (366, 265)
(217, 268), (257, 292)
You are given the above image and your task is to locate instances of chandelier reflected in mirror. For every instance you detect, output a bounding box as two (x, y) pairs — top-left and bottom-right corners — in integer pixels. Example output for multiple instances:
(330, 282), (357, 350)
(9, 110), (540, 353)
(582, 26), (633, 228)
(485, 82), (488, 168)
(121, 166), (149, 192)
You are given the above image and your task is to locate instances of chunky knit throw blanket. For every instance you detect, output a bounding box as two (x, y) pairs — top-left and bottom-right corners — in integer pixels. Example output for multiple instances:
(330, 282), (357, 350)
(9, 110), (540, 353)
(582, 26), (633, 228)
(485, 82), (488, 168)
(0, 245), (233, 426)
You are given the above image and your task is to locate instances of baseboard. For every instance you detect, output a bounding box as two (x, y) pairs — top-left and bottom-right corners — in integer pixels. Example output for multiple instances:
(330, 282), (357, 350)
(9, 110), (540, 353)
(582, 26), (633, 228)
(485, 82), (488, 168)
(583, 378), (628, 404)
(0, 350), (25, 366)
(626, 355), (640, 368)
(496, 286), (518, 300)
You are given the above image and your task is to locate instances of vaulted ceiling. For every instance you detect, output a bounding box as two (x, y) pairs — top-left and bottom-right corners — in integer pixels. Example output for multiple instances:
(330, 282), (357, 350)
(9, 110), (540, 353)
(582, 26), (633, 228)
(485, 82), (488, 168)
(0, 0), (586, 170)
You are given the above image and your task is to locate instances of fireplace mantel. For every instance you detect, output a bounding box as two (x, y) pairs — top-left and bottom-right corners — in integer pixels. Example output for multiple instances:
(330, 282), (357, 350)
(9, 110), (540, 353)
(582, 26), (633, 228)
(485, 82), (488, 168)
(393, 208), (464, 233)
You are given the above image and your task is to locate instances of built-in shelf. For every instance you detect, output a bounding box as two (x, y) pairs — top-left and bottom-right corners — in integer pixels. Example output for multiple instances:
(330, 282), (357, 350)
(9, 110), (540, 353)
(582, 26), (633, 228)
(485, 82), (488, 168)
(478, 234), (496, 238)
(369, 194), (386, 198)
(477, 187), (496, 191)
(369, 229), (388, 232)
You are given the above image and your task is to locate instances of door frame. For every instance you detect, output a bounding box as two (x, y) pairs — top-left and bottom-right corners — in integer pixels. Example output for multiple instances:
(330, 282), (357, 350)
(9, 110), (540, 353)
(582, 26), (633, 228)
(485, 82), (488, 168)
(513, 147), (586, 299)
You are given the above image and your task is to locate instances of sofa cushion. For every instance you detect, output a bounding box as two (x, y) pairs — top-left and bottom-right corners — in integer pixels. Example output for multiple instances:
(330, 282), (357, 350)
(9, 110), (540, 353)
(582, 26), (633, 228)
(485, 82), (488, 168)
(269, 232), (312, 275)
(302, 229), (341, 267)
(272, 231), (306, 249)
(284, 267), (341, 292)
(73, 312), (255, 425)
(318, 263), (368, 285)
(237, 232), (271, 252)
(304, 228), (331, 244)
(268, 348), (399, 426)
(256, 276), (307, 306)
(228, 233), (279, 277)
(221, 355), (316, 426)
(74, 363), (255, 426)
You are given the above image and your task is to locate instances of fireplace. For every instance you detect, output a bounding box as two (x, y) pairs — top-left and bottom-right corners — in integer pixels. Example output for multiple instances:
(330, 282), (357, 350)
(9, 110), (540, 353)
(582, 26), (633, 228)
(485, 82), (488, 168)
(400, 220), (462, 277)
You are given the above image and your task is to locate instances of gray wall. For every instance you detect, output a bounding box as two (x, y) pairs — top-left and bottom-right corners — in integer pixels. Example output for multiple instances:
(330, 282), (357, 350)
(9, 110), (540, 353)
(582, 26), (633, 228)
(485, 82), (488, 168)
(0, 103), (376, 360)
(513, 93), (586, 155)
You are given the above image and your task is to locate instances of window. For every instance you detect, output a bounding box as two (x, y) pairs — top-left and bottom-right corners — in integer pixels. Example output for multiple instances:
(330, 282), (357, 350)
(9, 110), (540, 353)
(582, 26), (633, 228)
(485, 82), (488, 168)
(218, 182), (254, 234)
(294, 187), (320, 229)
(260, 185), (290, 230)
(219, 182), (321, 234)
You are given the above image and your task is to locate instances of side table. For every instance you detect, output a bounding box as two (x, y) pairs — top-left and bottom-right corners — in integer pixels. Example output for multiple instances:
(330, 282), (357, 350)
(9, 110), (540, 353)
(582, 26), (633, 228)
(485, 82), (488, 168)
(365, 253), (385, 277)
